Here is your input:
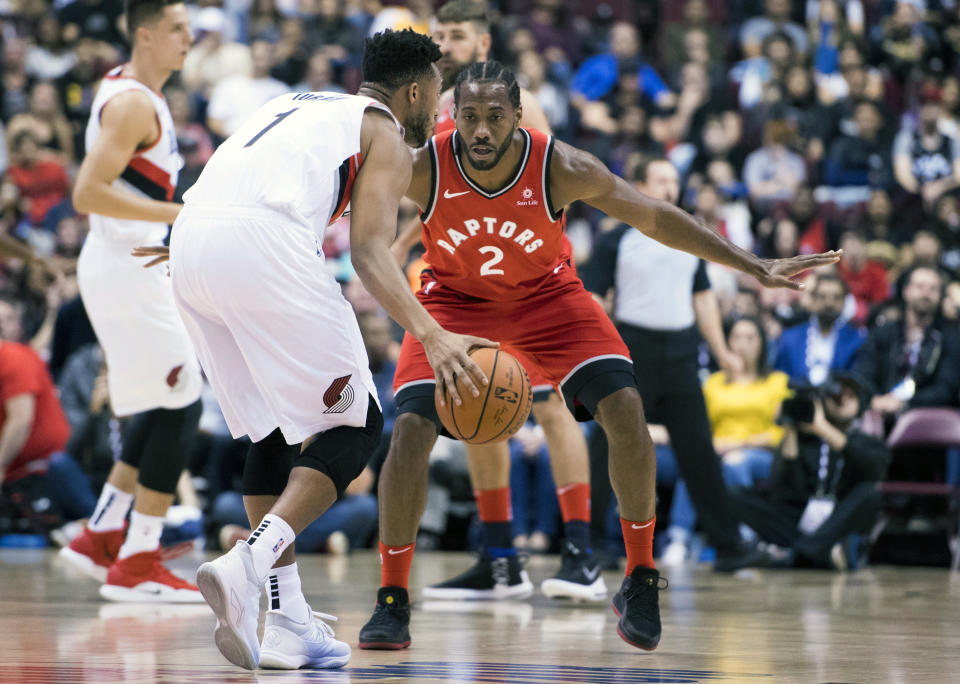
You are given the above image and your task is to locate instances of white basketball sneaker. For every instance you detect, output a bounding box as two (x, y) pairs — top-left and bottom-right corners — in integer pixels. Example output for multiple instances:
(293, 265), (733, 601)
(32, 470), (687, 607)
(196, 541), (263, 670)
(259, 609), (351, 670)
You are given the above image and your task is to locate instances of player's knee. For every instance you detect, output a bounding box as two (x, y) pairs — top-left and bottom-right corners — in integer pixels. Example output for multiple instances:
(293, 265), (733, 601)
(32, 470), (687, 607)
(391, 412), (438, 456)
(296, 398), (384, 498)
(595, 386), (647, 441)
(531, 394), (572, 433)
(242, 429), (295, 496)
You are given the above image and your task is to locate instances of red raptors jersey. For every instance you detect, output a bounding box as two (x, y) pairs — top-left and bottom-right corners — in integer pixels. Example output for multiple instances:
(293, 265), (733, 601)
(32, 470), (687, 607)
(421, 128), (566, 301)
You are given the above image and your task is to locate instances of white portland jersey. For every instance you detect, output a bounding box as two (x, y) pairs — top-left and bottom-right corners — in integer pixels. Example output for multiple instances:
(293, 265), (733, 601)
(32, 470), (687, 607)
(85, 66), (182, 244)
(184, 92), (400, 234)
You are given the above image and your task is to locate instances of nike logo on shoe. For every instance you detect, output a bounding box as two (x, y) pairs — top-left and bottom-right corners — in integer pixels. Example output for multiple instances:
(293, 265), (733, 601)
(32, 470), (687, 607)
(443, 189), (470, 199)
(631, 521), (654, 530)
(387, 546), (414, 555)
(583, 566), (600, 582)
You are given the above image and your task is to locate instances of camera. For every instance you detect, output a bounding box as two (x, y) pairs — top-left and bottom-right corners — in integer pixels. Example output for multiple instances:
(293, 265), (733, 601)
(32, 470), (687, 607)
(779, 378), (845, 426)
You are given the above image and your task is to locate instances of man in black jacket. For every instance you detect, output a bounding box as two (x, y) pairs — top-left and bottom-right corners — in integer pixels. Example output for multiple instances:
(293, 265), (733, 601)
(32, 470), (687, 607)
(732, 372), (890, 569)
(856, 265), (960, 419)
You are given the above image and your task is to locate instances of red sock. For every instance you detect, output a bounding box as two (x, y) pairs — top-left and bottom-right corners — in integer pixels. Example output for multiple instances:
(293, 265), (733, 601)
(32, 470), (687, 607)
(557, 482), (591, 522)
(474, 487), (512, 522)
(379, 541), (415, 589)
(621, 516), (656, 575)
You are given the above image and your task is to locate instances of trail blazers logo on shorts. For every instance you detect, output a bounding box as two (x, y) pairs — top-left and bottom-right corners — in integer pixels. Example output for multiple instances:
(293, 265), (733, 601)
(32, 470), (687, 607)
(323, 374), (355, 414)
(166, 364), (184, 390)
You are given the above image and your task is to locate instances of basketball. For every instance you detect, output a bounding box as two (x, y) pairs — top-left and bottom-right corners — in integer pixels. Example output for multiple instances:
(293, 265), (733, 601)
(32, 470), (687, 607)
(435, 347), (532, 444)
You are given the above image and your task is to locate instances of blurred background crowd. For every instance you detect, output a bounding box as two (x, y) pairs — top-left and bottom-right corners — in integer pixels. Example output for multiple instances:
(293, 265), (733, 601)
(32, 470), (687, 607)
(0, 0), (958, 570)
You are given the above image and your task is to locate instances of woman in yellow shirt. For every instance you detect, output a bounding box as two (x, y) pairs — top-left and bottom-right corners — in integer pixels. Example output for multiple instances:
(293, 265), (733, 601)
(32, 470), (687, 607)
(661, 316), (791, 565)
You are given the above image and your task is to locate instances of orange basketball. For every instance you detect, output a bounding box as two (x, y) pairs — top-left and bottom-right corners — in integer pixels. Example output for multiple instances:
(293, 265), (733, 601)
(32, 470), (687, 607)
(435, 347), (532, 445)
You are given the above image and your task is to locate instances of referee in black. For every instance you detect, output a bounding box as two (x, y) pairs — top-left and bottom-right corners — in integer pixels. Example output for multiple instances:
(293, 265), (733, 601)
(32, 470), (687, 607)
(582, 157), (767, 572)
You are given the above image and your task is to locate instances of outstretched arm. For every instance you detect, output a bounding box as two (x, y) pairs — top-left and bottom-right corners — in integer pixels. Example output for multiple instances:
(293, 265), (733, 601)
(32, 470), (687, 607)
(550, 142), (840, 289)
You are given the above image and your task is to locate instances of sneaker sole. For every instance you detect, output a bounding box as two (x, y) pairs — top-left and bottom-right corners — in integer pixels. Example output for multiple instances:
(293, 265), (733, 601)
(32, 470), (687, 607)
(99, 583), (205, 604)
(541, 577), (608, 603)
(196, 564), (259, 670)
(616, 623), (659, 651)
(259, 650), (351, 669)
(58, 546), (108, 583)
(421, 579), (534, 601)
(357, 639), (411, 650)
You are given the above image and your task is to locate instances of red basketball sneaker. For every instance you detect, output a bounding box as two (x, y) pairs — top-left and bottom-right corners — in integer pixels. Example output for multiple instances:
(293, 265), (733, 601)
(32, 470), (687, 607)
(99, 549), (204, 603)
(59, 526), (126, 582)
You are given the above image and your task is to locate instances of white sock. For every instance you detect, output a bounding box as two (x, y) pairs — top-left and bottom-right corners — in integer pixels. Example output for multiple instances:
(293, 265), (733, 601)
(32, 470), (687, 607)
(88, 483), (133, 532)
(265, 562), (310, 622)
(118, 511), (164, 559)
(246, 513), (296, 580)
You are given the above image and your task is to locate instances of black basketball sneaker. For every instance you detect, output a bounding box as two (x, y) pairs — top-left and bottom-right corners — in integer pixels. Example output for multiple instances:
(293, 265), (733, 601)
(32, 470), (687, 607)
(611, 566), (667, 651)
(358, 587), (411, 650)
(421, 552), (533, 600)
(541, 541), (608, 602)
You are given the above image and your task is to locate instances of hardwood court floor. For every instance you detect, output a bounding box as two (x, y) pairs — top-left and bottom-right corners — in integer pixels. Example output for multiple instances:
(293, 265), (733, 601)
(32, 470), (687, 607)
(0, 548), (958, 683)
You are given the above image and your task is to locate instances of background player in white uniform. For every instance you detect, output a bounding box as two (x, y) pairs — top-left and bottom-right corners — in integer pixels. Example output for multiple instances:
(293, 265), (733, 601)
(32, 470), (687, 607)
(172, 30), (495, 671)
(58, 0), (204, 603)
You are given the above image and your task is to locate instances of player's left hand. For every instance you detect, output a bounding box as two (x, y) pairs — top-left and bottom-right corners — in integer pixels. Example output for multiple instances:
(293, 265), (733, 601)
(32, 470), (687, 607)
(132, 245), (170, 268)
(755, 250), (842, 290)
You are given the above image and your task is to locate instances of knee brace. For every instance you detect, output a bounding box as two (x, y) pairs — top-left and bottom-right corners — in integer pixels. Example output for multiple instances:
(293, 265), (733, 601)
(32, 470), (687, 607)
(295, 396), (383, 498)
(241, 428), (298, 496)
(136, 399), (203, 494)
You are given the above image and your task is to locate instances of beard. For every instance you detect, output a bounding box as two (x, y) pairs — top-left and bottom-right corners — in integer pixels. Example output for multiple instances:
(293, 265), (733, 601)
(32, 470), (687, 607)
(440, 48), (478, 91)
(404, 109), (434, 148)
(908, 297), (938, 318)
(464, 132), (514, 171)
(816, 308), (841, 328)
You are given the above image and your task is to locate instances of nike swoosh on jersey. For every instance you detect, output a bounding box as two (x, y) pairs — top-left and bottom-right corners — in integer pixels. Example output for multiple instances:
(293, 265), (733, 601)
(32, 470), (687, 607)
(630, 521), (654, 530)
(387, 546), (414, 555)
(443, 189), (471, 198)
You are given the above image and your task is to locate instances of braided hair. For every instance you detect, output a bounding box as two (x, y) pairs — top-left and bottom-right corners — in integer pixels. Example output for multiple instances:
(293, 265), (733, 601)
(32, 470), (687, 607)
(454, 60), (521, 109)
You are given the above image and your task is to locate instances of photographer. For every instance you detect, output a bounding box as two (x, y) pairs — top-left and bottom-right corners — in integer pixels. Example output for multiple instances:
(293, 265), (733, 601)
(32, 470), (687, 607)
(731, 372), (890, 569)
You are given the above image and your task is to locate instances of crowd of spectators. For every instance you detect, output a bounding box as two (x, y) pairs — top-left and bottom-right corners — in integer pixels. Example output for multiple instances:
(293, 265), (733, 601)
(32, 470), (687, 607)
(1, 0), (959, 567)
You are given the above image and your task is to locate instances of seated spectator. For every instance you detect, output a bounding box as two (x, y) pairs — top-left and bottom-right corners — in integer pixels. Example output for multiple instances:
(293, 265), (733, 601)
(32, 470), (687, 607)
(25, 17), (76, 82)
(856, 266), (960, 424)
(660, 317), (791, 565)
(743, 118), (806, 207)
(182, 6), (253, 98)
(893, 86), (960, 208)
(571, 22), (673, 113)
(739, 0), (808, 60)
(206, 39), (288, 139)
(661, 0), (723, 75)
(870, 0), (939, 82)
(294, 50), (344, 94)
(775, 273), (865, 384)
(509, 420), (559, 553)
(0, 316), (83, 535)
(733, 371), (889, 570)
(3, 130), (69, 227)
(824, 99), (892, 188)
(837, 229), (890, 325)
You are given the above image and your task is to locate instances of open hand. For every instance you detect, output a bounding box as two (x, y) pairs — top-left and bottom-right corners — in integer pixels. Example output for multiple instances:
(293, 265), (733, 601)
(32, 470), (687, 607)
(755, 251), (842, 290)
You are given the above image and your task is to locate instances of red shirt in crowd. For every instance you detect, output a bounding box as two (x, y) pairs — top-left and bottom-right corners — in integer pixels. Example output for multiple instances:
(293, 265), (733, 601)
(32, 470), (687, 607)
(837, 260), (890, 325)
(0, 342), (69, 482)
(7, 159), (70, 226)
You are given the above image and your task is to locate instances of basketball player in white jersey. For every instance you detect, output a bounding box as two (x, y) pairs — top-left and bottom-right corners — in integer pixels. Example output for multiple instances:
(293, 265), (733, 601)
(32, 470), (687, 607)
(58, 0), (204, 603)
(171, 30), (494, 670)
(390, 0), (604, 603)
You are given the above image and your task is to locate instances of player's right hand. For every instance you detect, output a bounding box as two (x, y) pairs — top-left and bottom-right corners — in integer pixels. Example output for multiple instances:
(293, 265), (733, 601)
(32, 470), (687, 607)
(132, 245), (170, 268)
(421, 328), (499, 408)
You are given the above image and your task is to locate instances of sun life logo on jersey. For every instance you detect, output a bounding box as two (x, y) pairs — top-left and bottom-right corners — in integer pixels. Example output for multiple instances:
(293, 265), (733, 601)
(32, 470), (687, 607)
(517, 187), (538, 207)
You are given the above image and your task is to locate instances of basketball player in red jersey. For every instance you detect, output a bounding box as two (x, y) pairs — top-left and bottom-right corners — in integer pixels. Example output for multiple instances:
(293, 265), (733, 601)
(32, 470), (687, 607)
(359, 61), (841, 652)
(392, 0), (602, 603)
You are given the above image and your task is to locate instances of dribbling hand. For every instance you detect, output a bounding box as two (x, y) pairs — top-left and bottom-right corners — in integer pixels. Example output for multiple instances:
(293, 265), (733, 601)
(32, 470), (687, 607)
(421, 328), (499, 408)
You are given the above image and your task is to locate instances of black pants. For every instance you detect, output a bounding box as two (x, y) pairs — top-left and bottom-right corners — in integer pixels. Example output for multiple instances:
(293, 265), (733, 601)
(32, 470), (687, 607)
(615, 323), (740, 550)
(733, 483), (881, 563)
